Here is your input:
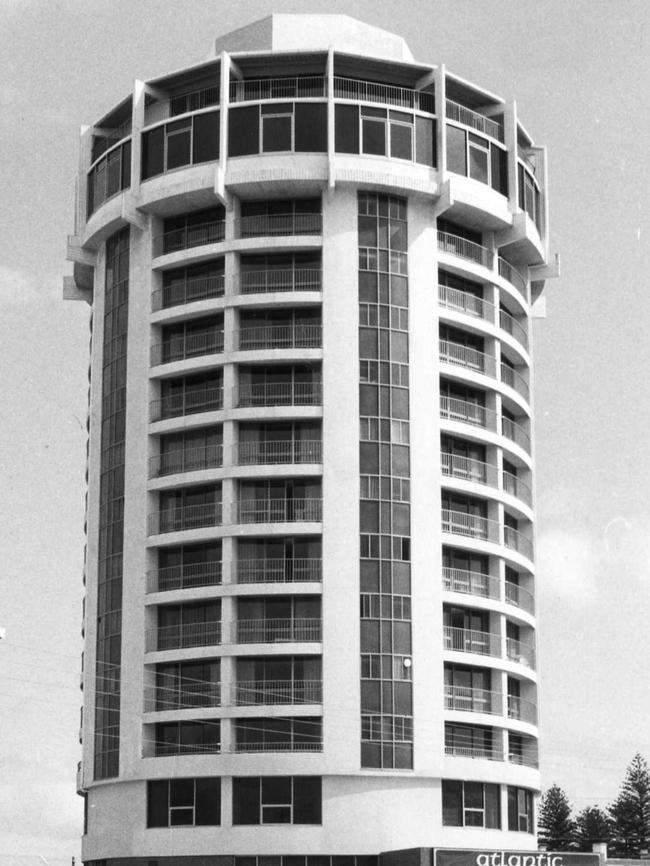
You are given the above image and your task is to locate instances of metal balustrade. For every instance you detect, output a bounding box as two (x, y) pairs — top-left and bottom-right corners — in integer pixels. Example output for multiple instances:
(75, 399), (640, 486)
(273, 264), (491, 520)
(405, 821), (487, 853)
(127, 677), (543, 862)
(146, 620), (221, 652)
(154, 220), (225, 257)
(508, 745), (539, 768)
(232, 679), (322, 706)
(438, 231), (491, 267)
(233, 618), (322, 643)
(504, 581), (535, 615)
(148, 502), (222, 535)
(507, 694), (538, 724)
(149, 444), (223, 478)
(235, 558), (322, 584)
(236, 440), (322, 466)
(237, 324), (322, 351)
(237, 268), (322, 295)
(498, 257), (527, 299)
(444, 625), (501, 657)
(236, 381), (322, 407)
(502, 471), (533, 507)
(235, 740), (322, 753)
(441, 452), (498, 487)
(152, 275), (225, 311)
(170, 85), (220, 116)
(150, 387), (223, 421)
(151, 330), (224, 365)
(439, 340), (497, 378)
(438, 284), (493, 321)
(236, 213), (322, 238)
(504, 525), (534, 560)
(445, 684), (502, 715)
(144, 682), (221, 712)
(500, 362), (530, 402)
(445, 741), (505, 761)
(499, 309), (529, 351)
(506, 637), (536, 668)
(441, 508), (500, 543)
(230, 76), (326, 102)
(501, 416), (531, 453)
(440, 396), (497, 431)
(445, 98), (504, 142)
(146, 560), (222, 593)
(442, 566), (500, 600)
(236, 498), (322, 524)
(334, 75), (435, 113)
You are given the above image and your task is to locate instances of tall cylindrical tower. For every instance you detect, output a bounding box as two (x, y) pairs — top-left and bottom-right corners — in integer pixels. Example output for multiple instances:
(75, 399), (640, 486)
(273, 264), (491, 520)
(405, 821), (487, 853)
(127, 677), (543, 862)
(65, 14), (555, 865)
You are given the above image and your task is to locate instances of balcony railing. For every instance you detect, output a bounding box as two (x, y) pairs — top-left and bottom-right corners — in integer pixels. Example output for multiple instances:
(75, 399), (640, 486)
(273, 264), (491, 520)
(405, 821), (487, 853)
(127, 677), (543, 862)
(233, 618), (322, 643)
(504, 526), (534, 561)
(444, 625), (501, 657)
(441, 508), (500, 543)
(236, 440), (322, 466)
(442, 566), (500, 600)
(500, 362), (530, 402)
(152, 275), (225, 311)
(498, 257), (527, 300)
(236, 498), (322, 524)
(232, 679), (322, 706)
(508, 745), (539, 768)
(441, 452), (498, 487)
(230, 76), (326, 103)
(334, 75), (435, 113)
(446, 98), (504, 142)
(508, 694), (538, 724)
(149, 444), (223, 478)
(438, 230), (491, 268)
(151, 330), (224, 365)
(144, 682), (221, 712)
(445, 685), (501, 715)
(236, 213), (322, 238)
(146, 620), (221, 652)
(505, 580), (535, 615)
(148, 502), (222, 535)
(438, 284), (493, 322)
(502, 471), (533, 507)
(235, 740), (322, 753)
(237, 268), (322, 295)
(147, 560), (222, 593)
(499, 309), (529, 351)
(236, 381), (322, 407)
(506, 637), (536, 668)
(439, 340), (497, 378)
(237, 324), (322, 351)
(150, 387), (223, 421)
(501, 416), (530, 453)
(440, 396), (497, 432)
(235, 558), (322, 584)
(445, 741), (505, 761)
(154, 219), (225, 257)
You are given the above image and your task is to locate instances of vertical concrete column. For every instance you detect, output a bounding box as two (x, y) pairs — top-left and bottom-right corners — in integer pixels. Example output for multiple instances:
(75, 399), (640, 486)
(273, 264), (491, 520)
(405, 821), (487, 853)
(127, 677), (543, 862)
(131, 80), (146, 198)
(435, 65), (447, 178)
(78, 126), (94, 234)
(217, 52), (231, 200)
(326, 46), (335, 186)
(503, 100), (519, 217)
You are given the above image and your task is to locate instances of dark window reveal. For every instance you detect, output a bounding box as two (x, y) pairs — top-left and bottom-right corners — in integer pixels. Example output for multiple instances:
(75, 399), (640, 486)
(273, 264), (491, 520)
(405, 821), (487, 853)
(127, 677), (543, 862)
(141, 111), (219, 180)
(335, 104), (360, 153)
(232, 776), (322, 825)
(147, 777), (221, 827)
(295, 103), (327, 152)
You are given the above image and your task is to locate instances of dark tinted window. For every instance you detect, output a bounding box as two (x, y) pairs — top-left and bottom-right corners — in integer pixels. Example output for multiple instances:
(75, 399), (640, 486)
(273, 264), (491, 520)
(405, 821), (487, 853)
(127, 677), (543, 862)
(335, 104), (360, 153)
(147, 780), (169, 827)
(229, 106), (260, 157)
(295, 103), (327, 152)
(193, 111), (219, 164)
(446, 124), (466, 175)
(142, 126), (164, 180)
(415, 116), (435, 167)
(233, 777), (260, 824)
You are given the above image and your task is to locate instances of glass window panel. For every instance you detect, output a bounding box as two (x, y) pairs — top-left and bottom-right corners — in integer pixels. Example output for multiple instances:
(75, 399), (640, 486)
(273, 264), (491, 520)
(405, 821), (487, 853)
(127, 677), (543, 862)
(295, 103), (327, 152)
(228, 106), (260, 157)
(142, 126), (164, 180)
(147, 780), (169, 827)
(415, 116), (435, 166)
(192, 111), (219, 164)
(390, 123), (412, 160)
(362, 119), (386, 156)
(442, 780), (463, 826)
(166, 126), (191, 170)
(233, 777), (260, 824)
(263, 115), (292, 152)
(469, 143), (489, 184)
(446, 124), (467, 175)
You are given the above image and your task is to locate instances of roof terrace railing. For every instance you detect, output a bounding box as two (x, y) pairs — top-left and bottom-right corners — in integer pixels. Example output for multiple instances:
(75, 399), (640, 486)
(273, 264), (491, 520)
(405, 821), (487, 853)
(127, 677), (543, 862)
(152, 275), (225, 312)
(438, 231), (491, 268)
(446, 98), (504, 142)
(230, 76), (326, 103)
(334, 76), (435, 113)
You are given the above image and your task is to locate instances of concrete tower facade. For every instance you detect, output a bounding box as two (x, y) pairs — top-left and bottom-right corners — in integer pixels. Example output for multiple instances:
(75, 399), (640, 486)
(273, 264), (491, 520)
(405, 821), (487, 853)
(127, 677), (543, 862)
(66, 14), (556, 865)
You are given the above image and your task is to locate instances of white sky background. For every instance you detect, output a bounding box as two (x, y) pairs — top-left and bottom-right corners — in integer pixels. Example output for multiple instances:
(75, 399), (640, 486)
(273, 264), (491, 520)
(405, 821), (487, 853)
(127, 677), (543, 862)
(1, 0), (650, 859)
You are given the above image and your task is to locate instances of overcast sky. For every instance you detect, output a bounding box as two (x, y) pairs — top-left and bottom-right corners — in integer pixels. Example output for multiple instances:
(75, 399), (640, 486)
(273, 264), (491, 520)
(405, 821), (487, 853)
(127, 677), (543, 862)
(2, 0), (650, 860)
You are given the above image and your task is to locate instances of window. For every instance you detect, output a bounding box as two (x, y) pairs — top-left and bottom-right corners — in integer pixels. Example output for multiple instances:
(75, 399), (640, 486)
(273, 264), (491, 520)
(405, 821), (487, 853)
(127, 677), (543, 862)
(446, 123), (508, 195)
(141, 111), (219, 180)
(147, 777), (221, 827)
(234, 717), (322, 752)
(518, 163), (542, 230)
(335, 104), (435, 166)
(442, 779), (500, 828)
(228, 103), (327, 157)
(154, 719), (220, 755)
(87, 140), (131, 217)
(508, 786), (534, 833)
(232, 776), (321, 825)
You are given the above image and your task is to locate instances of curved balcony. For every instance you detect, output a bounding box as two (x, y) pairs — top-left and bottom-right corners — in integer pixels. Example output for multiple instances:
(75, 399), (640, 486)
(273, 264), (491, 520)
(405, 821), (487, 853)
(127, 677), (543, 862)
(149, 444), (223, 479)
(234, 740), (322, 754)
(508, 695), (538, 725)
(438, 284), (494, 322)
(441, 508), (499, 543)
(148, 502), (222, 535)
(440, 395), (497, 432)
(232, 679), (322, 706)
(236, 213), (322, 239)
(147, 560), (222, 593)
(237, 324), (322, 351)
(445, 684), (502, 715)
(152, 274), (225, 312)
(144, 682), (221, 712)
(498, 257), (528, 301)
(501, 416), (530, 453)
(439, 339), (496, 378)
(235, 558), (322, 584)
(509, 741), (539, 768)
(441, 452), (498, 488)
(444, 625), (500, 657)
(230, 75), (326, 103)
(154, 219), (225, 257)
(502, 471), (532, 507)
(237, 268), (322, 295)
(437, 231), (491, 268)
(236, 440), (322, 466)
(236, 498), (322, 524)
(442, 566), (499, 601)
(146, 620), (221, 652)
(445, 99), (503, 142)
(504, 526), (534, 560)
(445, 740), (504, 762)
(499, 309), (529, 352)
(150, 387), (223, 422)
(151, 330), (224, 366)
(505, 580), (535, 615)
(236, 381), (322, 408)
(506, 637), (536, 669)
(500, 362), (529, 402)
(233, 618), (322, 644)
